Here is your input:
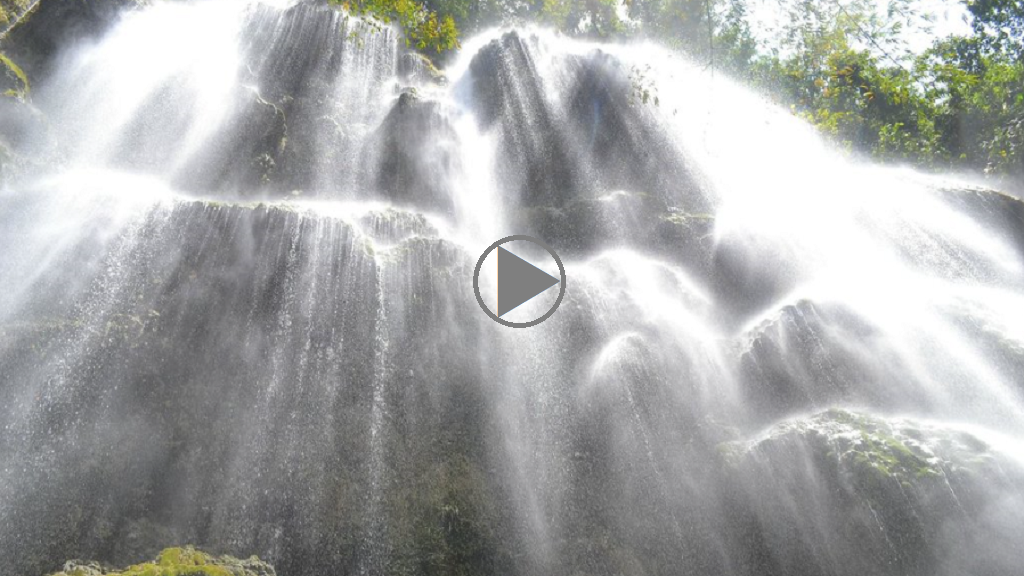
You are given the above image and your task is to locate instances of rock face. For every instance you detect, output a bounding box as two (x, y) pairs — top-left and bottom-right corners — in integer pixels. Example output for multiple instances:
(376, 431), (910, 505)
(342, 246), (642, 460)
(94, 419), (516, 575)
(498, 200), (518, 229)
(937, 187), (1024, 270)
(49, 547), (276, 576)
(157, 1), (399, 195)
(465, 30), (718, 292)
(0, 194), (503, 576)
(737, 300), (901, 426)
(468, 31), (706, 214)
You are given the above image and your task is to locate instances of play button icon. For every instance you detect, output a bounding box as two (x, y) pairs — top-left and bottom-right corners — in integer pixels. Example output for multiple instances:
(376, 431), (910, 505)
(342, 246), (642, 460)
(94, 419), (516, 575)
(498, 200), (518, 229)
(497, 247), (560, 316)
(473, 235), (566, 328)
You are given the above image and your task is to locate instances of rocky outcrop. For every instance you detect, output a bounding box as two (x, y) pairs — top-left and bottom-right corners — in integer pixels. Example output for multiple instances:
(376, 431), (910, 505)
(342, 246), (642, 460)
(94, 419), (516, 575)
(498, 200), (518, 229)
(49, 547), (276, 576)
(356, 206), (439, 245)
(173, 1), (397, 195)
(467, 31), (708, 219)
(363, 92), (459, 215)
(2, 0), (401, 198)
(515, 190), (715, 271)
(722, 409), (1024, 576)
(736, 300), (899, 425)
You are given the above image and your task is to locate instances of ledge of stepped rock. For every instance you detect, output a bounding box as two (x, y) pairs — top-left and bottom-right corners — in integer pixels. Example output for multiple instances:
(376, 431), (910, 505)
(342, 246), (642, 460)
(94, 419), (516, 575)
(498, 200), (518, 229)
(48, 547), (276, 576)
(514, 191), (714, 270)
(736, 291), (1024, 428)
(180, 194), (444, 248)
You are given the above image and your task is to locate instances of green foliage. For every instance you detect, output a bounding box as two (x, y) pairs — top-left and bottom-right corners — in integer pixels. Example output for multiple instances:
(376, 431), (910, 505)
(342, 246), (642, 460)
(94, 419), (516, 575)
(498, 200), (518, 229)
(920, 35), (1024, 179)
(331, 0), (460, 52)
(540, 0), (626, 37)
(629, 64), (659, 106)
(728, 0), (1023, 185)
(967, 0), (1024, 58)
(421, 0), (523, 37)
(0, 0), (31, 28)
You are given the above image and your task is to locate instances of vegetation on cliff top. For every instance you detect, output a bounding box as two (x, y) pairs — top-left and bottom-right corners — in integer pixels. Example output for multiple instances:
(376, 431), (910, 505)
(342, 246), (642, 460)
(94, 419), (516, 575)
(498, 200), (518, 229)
(1, 0), (1020, 188)
(331, 0), (459, 52)
(395, 0), (1024, 188)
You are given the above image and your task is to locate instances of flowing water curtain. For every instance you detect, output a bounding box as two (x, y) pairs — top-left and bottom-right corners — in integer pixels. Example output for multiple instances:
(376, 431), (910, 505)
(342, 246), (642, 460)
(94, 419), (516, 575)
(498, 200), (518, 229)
(0, 2), (1023, 576)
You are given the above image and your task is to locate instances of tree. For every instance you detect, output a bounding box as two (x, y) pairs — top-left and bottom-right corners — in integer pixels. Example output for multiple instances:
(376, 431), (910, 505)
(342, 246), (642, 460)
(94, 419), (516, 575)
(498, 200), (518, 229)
(967, 0), (1024, 58)
(331, 0), (460, 52)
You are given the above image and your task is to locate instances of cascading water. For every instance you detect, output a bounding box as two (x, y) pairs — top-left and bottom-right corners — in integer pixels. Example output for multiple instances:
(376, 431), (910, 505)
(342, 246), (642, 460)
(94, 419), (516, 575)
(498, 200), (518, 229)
(1, 1), (1023, 575)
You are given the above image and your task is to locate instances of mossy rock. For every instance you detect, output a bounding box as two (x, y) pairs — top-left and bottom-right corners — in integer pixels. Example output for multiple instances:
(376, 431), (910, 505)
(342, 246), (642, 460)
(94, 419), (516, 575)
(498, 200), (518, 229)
(725, 408), (1005, 493)
(720, 409), (1024, 576)
(49, 547), (275, 576)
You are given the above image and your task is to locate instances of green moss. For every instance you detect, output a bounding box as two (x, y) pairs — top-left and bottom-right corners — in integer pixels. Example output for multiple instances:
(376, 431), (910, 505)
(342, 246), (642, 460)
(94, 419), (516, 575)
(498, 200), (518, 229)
(0, 51), (29, 99)
(0, 0), (30, 29)
(50, 547), (272, 576)
(743, 409), (973, 499)
(823, 411), (937, 487)
(824, 407), (861, 425)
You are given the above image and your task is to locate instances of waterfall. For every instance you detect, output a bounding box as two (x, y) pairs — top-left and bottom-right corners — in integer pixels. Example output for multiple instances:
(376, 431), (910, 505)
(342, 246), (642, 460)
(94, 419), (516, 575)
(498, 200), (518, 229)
(1, 1), (1023, 575)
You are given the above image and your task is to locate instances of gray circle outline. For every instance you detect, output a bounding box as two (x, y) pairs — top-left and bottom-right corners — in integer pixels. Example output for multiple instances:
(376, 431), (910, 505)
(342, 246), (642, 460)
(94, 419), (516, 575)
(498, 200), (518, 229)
(473, 235), (566, 328)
